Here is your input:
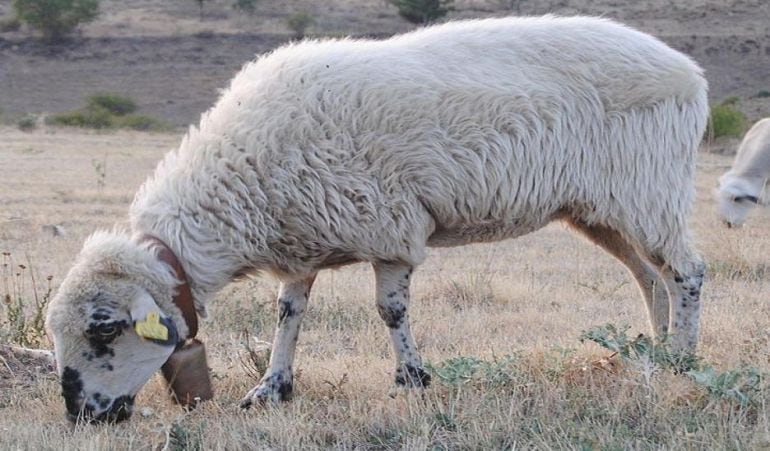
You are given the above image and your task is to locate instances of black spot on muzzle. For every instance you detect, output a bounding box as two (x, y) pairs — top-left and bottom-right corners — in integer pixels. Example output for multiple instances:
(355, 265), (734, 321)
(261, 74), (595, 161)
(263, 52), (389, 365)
(61, 366), (84, 417)
(62, 366), (134, 424)
(65, 394), (135, 424)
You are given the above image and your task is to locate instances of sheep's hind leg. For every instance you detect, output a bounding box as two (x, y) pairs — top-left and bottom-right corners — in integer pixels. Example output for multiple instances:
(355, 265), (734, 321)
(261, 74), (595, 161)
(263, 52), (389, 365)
(567, 219), (670, 338)
(657, 259), (705, 354)
(635, 237), (705, 356)
(240, 275), (315, 408)
(373, 262), (431, 388)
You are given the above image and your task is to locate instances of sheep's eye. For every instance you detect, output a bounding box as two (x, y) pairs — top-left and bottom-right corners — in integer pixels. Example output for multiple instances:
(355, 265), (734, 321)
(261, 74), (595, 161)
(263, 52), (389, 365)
(98, 325), (117, 337)
(86, 323), (121, 342)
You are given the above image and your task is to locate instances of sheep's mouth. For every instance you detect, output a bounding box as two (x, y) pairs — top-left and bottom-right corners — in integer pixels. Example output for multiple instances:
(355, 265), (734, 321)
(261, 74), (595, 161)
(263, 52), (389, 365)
(66, 395), (135, 424)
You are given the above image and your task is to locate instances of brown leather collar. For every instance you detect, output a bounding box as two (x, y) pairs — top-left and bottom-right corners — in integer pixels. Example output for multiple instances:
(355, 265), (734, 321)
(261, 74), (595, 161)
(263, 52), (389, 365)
(138, 234), (198, 339)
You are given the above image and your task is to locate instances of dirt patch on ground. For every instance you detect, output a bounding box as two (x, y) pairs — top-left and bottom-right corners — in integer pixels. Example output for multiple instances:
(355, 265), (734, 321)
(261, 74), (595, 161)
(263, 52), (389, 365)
(0, 345), (56, 402)
(1, 0), (769, 126)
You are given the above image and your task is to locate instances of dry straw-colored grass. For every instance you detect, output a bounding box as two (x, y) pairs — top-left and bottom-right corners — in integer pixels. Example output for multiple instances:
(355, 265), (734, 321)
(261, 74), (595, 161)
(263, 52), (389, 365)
(1, 127), (769, 449)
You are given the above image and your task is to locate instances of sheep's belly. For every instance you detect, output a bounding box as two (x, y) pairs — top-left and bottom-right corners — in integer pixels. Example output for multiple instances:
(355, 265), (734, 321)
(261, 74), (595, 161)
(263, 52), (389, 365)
(426, 218), (547, 247)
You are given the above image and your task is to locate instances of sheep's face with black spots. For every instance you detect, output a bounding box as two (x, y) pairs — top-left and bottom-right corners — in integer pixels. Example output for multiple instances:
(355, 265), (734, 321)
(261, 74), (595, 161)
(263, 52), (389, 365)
(46, 278), (178, 423)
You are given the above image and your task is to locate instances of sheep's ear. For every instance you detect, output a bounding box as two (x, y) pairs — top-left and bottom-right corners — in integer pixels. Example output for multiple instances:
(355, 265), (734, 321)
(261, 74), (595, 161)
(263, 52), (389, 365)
(130, 291), (179, 346)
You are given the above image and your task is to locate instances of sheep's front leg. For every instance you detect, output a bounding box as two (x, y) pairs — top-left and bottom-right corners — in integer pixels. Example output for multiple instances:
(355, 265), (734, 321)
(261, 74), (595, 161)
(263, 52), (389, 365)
(240, 275), (315, 408)
(373, 262), (431, 388)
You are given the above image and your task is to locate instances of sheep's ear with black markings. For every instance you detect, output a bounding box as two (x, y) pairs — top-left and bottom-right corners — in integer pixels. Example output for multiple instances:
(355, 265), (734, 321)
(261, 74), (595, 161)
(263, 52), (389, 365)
(129, 290), (179, 347)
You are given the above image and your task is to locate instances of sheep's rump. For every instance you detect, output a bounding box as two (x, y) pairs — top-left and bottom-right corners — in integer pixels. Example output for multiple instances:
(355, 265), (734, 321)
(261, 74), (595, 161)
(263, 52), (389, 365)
(134, 16), (708, 274)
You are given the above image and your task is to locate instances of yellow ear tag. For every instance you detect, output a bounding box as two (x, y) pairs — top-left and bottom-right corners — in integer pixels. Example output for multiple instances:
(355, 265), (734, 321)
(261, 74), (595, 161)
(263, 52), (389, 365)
(135, 311), (169, 341)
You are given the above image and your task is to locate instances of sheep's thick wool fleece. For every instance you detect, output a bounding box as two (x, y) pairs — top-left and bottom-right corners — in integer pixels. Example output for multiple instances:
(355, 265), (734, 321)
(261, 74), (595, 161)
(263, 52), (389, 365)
(131, 16), (708, 303)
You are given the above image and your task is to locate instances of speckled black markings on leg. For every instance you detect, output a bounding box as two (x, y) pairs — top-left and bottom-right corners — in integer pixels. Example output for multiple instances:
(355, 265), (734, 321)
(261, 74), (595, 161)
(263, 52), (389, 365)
(395, 364), (431, 388)
(671, 267), (705, 349)
(240, 371), (294, 409)
(377, 303), (406, 329)
(278, 297), (296, 324)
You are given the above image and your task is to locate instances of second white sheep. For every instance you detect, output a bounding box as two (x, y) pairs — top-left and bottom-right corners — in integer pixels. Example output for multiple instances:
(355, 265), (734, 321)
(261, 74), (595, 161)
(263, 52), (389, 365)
(716, 117), (770, 227)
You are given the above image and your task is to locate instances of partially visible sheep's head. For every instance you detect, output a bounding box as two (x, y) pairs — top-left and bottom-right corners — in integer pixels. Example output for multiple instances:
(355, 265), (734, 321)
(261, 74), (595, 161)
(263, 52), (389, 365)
(46, 232), (184, 423)
(715, 174), (761, 228)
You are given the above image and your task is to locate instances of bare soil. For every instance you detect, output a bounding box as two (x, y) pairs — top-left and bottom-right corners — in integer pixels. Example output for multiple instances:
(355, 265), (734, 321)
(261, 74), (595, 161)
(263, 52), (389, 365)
(1, 0), (769, 126)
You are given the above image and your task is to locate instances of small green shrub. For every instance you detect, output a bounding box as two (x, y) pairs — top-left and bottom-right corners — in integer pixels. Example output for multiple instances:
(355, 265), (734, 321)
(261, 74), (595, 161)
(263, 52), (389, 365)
(708, 101), (747, 139)
(191, 0), (209, 19)
(16, 114), (37, 131)
(688, 365), (763, 405)
(115, 114), (170, 131)
(49, 109), (114, 128)
(580, 323), (699, 370)
(426, 354), (519, 388)
(169, 419), (205, 451)
(49, 93), (169, 131)
(755, 90), (770, 98)
(12, 0), (99, 42)
(496, 0), (522, 12)
(286, 12), (314, 39)
(389, 0), (454, 24)
(193, 29), (214, 39)
(87, 93), (136, 116)
(581, 323), (766, 406)
(0, 16), (22, 32)
(233, 0), (257, 14)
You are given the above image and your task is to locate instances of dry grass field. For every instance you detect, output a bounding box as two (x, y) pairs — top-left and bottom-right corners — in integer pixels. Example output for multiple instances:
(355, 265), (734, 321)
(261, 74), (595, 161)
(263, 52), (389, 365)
(1, 125), (769, 449)
(1, 0), (770, 448)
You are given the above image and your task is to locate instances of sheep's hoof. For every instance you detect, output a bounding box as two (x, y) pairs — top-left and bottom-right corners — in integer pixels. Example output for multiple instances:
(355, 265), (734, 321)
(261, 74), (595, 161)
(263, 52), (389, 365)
(395, 364), (431, 388)
(239, 371), (293, 409)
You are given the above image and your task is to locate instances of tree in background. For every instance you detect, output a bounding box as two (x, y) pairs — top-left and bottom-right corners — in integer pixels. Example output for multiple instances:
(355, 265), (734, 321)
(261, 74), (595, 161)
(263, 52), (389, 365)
(497, 0), (523, 13)
(390, 0), (454, 24)
(12, 0), (99, 42)
(286, 13), (314, 39)
(233, 0), (257, 15)
(192, 0), (210, 19)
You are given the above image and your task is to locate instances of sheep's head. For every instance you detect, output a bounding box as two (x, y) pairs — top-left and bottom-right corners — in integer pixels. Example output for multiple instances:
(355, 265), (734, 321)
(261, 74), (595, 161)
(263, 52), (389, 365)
(46, 232), (184, 423)
(715, 174), (761, 228)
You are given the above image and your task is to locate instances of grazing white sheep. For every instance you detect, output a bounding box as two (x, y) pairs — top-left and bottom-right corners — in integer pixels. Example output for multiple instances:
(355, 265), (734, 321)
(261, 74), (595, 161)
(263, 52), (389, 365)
(46, 15), (709, 422)
(716, 117), (770, 227)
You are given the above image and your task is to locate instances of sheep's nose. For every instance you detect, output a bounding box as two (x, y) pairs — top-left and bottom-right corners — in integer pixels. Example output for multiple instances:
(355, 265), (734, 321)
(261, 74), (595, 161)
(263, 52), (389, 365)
(103, 395), (134, 423)
(66, 395), (134, 424)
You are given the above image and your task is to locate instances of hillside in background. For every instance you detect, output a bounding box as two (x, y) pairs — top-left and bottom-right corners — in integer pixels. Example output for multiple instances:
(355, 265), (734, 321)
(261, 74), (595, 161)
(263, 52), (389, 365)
(0, 0), (769, 126)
